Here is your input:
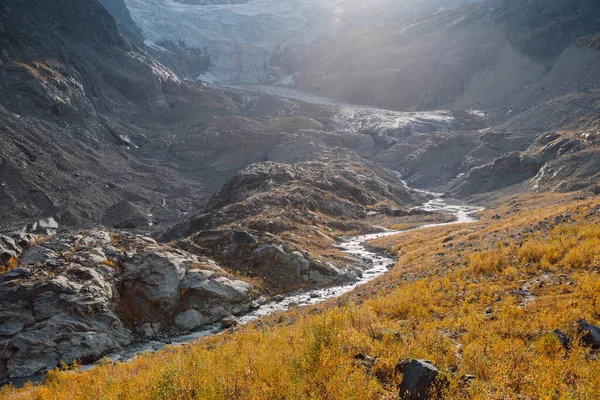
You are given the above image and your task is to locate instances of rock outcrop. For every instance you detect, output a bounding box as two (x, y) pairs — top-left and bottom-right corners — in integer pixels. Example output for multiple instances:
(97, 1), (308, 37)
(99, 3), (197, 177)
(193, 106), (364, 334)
(450, 153), (544, 198)
(0, 230), (254, 381)
(160, 155), (425, 292)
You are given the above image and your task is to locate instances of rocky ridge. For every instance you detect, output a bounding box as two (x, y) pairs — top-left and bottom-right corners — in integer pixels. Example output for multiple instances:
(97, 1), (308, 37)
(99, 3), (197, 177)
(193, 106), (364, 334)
(160, 153), (432, 292)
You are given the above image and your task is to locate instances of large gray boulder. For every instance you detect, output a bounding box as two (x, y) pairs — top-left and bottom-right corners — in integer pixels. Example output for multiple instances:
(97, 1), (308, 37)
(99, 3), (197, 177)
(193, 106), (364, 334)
(397, 359), (446, 400)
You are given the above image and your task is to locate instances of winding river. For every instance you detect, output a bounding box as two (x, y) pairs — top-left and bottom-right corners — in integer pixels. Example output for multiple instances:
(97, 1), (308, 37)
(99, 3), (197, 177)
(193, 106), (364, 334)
(91, 194), (483, 367)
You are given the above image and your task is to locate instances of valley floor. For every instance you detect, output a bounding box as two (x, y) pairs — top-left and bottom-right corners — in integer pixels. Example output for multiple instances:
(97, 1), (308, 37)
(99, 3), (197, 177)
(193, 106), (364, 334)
(2, 191), (600, 399)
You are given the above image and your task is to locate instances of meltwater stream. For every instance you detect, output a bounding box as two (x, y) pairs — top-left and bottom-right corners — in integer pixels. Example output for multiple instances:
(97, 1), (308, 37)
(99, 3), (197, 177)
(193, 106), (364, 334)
(87, 194), (483, 368)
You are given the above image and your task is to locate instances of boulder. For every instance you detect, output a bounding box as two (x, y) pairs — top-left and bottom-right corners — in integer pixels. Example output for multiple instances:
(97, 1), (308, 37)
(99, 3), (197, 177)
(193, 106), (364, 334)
(122, 250), (191, 318)
(552, 329), (570, 350)
(397, 359), (446, 400)
(26, 218), (59, 235)
(220, 316), (237, 328)
(253, 244), (292, 265)
(19, 245), (58, 266)
(578, 320), (600, 348)
(0, 259), (130, 380)
(175, 310), (209, 331)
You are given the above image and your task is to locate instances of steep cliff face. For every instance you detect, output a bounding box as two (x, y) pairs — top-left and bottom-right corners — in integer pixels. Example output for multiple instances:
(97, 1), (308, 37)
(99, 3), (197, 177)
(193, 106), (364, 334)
(98, 0), (145, 46)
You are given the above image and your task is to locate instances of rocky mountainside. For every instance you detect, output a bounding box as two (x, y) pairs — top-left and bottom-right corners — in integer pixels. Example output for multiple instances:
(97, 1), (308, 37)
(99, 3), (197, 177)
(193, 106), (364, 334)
(2, 0), (596, 233)
(0, 0), (599, 388)
(0, 229), (254, 380)
(1, 0), (439, 231)
(276, 0), (600, 115)
(0, 0), (234, 230)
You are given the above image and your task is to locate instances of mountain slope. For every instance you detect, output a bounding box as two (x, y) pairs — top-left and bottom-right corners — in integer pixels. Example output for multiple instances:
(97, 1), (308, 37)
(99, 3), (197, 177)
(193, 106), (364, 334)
(276, 0), (600, 114)
(0, 0), (225, 229)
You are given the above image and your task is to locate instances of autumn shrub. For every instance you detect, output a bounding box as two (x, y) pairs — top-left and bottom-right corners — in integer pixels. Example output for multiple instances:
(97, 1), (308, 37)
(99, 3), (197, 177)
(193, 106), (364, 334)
(0, 256), (19, 274)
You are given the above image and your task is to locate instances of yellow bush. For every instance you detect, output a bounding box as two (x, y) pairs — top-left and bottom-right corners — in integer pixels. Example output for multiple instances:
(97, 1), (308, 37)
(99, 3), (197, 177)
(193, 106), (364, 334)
(0, 256), (19, 274)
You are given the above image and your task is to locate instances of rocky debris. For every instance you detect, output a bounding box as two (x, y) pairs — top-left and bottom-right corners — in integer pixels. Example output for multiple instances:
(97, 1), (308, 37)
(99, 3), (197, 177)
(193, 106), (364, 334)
(397, 359), (446, 400)
(577, 320), (600, 348)
(0, 229), (255, 381)
(22, 218), (59, 236)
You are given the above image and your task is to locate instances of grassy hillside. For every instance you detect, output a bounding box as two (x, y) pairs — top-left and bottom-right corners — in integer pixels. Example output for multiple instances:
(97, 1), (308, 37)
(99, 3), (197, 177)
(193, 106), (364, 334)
(3, 193), (600, 399)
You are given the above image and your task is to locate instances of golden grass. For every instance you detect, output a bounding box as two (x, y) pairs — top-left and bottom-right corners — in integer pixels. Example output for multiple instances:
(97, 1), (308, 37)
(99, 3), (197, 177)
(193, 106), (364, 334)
(3, 193), (600, 399)
(0, 256), (19, 274)
(13, 61), (65, 84)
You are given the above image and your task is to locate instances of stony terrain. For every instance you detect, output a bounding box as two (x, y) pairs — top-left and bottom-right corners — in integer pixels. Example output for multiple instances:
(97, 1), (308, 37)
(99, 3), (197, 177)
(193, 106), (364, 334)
(0, 0), (599, 395)
(162, 153), (435, 292)
(0, 228), (254, 380)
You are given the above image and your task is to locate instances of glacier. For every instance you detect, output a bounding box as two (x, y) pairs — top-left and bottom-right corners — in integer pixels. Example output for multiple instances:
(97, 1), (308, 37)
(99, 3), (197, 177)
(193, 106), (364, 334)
(125, 0), (480, 83)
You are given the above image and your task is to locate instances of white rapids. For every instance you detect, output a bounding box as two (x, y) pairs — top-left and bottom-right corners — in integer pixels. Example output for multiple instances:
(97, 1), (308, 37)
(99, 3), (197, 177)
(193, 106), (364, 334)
(91, 195), (483, 366)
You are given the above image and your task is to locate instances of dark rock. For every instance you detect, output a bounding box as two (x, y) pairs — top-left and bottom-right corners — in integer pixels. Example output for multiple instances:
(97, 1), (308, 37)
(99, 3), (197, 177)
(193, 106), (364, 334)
(577, 320), (600, 348)
(397, 359), (446, 400)
(552, 329), (570, 350)
(353, 353), (378, 370)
